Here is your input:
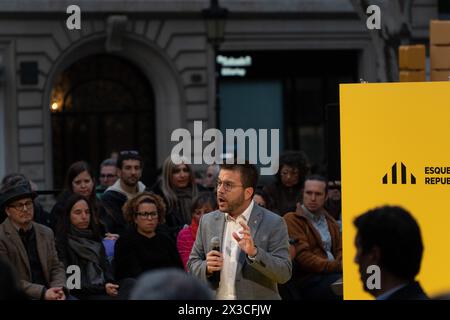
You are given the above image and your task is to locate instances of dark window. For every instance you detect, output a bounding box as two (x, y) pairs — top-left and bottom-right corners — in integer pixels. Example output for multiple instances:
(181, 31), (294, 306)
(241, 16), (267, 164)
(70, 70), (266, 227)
(51, 54), (156, 188)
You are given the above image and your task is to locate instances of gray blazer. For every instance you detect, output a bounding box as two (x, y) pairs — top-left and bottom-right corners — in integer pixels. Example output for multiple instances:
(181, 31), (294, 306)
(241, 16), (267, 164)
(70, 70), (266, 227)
(187, 203), (292, 300)
(0, 218), (66, 299)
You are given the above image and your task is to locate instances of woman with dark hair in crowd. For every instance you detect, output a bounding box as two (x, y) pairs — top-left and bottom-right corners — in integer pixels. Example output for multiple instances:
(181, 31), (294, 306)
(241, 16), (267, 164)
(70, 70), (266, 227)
(176, 192), (217, 270)
(152, 156), (203, 230)
(253, 188), (274, 212)
(55, 193), (133, 300)
(114, 192), (183, 280)
(264, 150), (310, 216)
(50, 161), (107, 234)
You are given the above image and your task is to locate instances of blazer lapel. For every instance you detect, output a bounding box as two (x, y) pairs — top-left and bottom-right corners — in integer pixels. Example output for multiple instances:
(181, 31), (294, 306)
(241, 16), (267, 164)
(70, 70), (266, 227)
(236, 205), (263, 275)
(34, 223), (50, 284)
(4, 219), (31, 277)
(212, 211), (226, 250)
(248, 205), (263, 241)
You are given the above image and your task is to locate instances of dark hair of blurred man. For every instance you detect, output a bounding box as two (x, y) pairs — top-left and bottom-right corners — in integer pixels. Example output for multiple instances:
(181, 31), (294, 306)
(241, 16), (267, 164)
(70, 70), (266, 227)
(354, 205), (428, 300)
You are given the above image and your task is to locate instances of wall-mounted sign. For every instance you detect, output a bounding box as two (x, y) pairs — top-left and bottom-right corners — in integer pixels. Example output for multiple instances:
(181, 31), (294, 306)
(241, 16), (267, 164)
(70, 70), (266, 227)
(217, 55), (252, 77)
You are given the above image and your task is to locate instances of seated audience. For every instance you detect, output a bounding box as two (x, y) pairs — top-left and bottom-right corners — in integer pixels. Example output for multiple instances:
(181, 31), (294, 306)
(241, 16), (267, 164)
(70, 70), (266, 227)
(203, 164), (220, 191)
(55, 193), (133, 300)
(176, 192), (217, 270)
(152, 156), (203, 231)
(325, 180), (341, 225)
(50, 161), (106, 234)
(1, 173), (51, 227)
(264, 150), (310, 216)
(283, 175), (342, 300)
(253, 188), (274, 211)
(100, 150), (146, 236)
(0, 183), (67, 300)
(96, 158), (118, 198)
(114, 192), (183, 280)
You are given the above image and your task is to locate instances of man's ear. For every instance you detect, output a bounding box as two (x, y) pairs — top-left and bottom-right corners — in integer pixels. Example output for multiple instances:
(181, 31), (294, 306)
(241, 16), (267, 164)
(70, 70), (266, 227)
(4, 206), (12, 217)
(245, 187), (254, 201)
(116, 168), (122, 179)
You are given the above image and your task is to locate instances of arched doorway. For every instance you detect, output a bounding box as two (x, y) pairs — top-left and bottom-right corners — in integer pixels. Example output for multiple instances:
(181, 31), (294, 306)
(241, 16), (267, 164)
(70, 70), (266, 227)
(50, 54), (156, 189)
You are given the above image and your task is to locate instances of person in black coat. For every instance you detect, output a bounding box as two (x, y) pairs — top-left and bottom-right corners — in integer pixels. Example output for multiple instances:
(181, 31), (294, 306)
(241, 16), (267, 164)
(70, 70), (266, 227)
(114, 192), (183, 281)
(55, 193), (132, 300)
(354, 205), (429, 300)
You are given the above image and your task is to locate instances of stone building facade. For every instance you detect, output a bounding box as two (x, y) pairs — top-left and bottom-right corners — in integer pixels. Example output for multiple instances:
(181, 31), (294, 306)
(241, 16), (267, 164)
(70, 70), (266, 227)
(0, 0), (438, 190)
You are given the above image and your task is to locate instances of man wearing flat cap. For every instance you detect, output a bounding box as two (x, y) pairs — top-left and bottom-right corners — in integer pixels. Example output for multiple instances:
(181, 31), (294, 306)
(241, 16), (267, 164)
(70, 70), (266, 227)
(0, 182), (67, 300)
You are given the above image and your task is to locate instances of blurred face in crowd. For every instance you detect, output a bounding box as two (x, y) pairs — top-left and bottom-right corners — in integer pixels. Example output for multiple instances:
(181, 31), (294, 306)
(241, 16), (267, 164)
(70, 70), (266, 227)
(302, 179), (327, 214)
(5, 197), (34, 228)
(119, 159), (142, 187)
(99, 165), (118, 188)
(280, 165), (300, 187)
(253, 194), (266, 208)
(217, 169), (253, 217)
(70, 199), (90, 230)
(328, 181), (341, 201)
(171, 164), (190, 189)
(134, 202), (158, 238)
(72, 170), (94, 198)
(192, 203), (213, 225)
(204, 165), (216, 188)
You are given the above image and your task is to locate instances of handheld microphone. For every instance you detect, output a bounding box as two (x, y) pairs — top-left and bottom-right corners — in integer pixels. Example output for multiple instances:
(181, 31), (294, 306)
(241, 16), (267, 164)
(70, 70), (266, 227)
(210, 236), (221, 280)
(211, 236), (220, 252)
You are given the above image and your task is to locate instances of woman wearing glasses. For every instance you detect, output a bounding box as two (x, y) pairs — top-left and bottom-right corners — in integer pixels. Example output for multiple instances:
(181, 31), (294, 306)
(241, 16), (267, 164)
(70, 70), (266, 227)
(114, 192), (183, 280)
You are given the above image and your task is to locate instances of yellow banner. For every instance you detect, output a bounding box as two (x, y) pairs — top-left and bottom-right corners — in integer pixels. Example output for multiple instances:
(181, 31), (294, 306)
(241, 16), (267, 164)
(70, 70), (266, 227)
(340, 82), (450, 300)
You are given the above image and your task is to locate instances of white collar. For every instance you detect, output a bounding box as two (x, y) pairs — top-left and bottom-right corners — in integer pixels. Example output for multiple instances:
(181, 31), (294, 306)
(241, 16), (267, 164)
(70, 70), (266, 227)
(225, 200), (254, 222)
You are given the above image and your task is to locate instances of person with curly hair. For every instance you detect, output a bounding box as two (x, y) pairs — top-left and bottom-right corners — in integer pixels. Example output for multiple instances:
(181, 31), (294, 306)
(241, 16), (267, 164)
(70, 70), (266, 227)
(114, 192), (183, 280)
(264, 150), (310, 216)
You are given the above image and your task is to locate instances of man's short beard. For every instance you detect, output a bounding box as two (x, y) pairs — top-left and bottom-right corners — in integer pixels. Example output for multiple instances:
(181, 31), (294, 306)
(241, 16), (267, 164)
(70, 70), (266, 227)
(226, 193), (245, 215)
(123, 178), (138, 187)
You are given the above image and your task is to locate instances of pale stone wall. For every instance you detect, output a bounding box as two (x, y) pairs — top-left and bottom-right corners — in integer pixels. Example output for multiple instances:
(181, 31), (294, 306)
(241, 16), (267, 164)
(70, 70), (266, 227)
(0, 0), (438, 190)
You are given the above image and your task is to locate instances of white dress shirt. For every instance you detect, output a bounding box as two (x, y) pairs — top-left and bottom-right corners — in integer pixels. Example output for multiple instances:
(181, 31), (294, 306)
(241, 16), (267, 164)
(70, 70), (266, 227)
(216, 200), (254, 300)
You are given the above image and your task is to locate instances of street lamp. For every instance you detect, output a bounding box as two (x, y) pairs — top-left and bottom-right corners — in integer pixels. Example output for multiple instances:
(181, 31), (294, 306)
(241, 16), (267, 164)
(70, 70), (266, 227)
(202, 0), (228, 128)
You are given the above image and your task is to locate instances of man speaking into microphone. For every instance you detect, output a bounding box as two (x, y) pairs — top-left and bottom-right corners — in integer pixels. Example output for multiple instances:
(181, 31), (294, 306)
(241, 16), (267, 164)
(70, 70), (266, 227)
(187, 161), (292, 300)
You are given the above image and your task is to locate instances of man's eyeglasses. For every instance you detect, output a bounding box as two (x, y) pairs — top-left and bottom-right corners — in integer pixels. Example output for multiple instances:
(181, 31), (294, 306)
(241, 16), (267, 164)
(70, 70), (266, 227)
(100, 174), (116, 179)
(8, 200), (33, 212)
(328, 181), (341, 191)
(136, 211), (158, 219)
(216, 179), (243, 192)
